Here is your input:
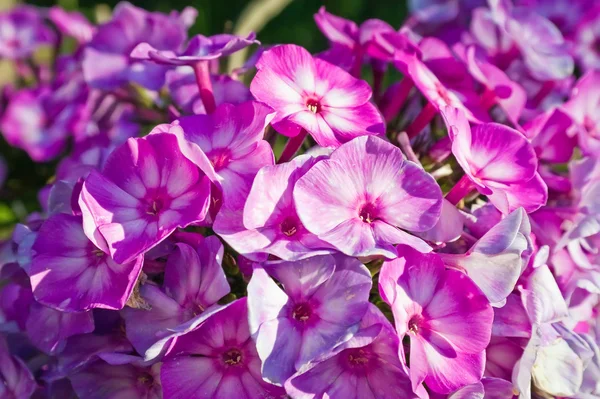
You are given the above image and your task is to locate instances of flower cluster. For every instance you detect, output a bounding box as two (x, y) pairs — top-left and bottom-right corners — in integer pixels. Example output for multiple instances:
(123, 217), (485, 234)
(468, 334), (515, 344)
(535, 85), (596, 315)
(0, 1), (599, 398)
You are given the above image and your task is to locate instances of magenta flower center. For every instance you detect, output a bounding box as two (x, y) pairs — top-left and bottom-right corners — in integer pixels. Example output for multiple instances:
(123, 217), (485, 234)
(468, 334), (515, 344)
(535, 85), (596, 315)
(306, 98), (321, 114)
(408, 314), (424, 335)
(358, 203), (378, 224)
(92, 248), (105, 257)
(345, 348), (372, 368)
(145, 198), (164, 216)
(280, 216), (299, 237)
(222, 348), (243, 366)
(209, 149), (231, 171)
(291, 303), (312, 322)
(137, 372), (156, 388)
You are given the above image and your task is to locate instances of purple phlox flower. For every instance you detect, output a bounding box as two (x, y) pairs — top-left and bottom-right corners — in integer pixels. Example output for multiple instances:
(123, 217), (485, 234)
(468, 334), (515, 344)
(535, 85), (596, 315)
(161, 298), (286, 399)
(48, 331), (134, 380)
(442, 106), (548, 214)
(516, 0), (591, 37)
(0, 335), (37, 398)
(82, 2), (194, 90)
(439, 208), (533, 304)
(49, 6), (95, 44)
(166, 68), (252, 115)
(463, 44), (527, 124)
(166, 101), (275, 251)
(0, 5), (54, 59)
(247, 254), (372, 384)
(470, 0), (574, 81)
(524, 107), (576, 163)
(0, 275), (32, 333)
(79, 133), (211, 264)
(284, 303), (418, 399)
(408, 0), (463, 25)
(563, 70), (600, 156)
(447, 377), (515, 399)
(168, 101), (274, 205)
(130, 32), (258, 65)
(122, 236), (230, 360)
(69, 358), (162, 399)
(30, 213), (145, 311)
(314, 7), (396, 75)
(26, 300), (95, 355)
(0, 83), (85, 162)
(140, 230), (205, 276)
(379, 245), (494, 393)
(250, 44), (385, 147)
(229, 154), (334, 261)
(293, 135), (442, 259)
(572, 5), (600, 72)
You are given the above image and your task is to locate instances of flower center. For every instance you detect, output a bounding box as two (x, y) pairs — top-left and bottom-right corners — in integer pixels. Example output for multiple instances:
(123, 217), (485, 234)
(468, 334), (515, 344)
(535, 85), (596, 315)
(280, 216), (299, 237)
(346, 348), (371, 368)
(358, 203), (378, 224)
(222, 349), (243, 366)
(408, 314), (424, 335)
(292, 303), (312, 322)
(209, 150), (230, 171)
(306, 98), (321, 114)
(137, 372), (155, 388)
(92, 248), (105, 257)
(146, 198), (164, 216)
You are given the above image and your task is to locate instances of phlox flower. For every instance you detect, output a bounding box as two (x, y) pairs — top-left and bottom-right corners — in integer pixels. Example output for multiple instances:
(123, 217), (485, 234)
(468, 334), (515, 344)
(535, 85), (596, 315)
(160, 298), (286, 399)
(250, 44), (385, 147)
(79, 133), (211, 264)
(284, 304), (418, 399)
(122, 237), (230, 359)
(379, 246), (493, 393)
(247, 254), (372, 384)
(231, 154), (334, 261)
(30, 213), (144, 311)
(294, 135), (442, 258)
(442, 106), (548, 213)
(81, 2), (194, 90)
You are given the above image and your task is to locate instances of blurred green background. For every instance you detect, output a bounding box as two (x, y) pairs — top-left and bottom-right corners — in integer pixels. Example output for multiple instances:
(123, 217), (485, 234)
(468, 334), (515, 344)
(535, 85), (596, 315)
(0, 0), (408, 237)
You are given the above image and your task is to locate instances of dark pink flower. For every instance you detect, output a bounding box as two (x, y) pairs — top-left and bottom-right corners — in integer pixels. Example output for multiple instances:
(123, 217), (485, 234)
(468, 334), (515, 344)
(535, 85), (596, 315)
(250, 44), (385, 147)
(379, 246), (494, 393)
